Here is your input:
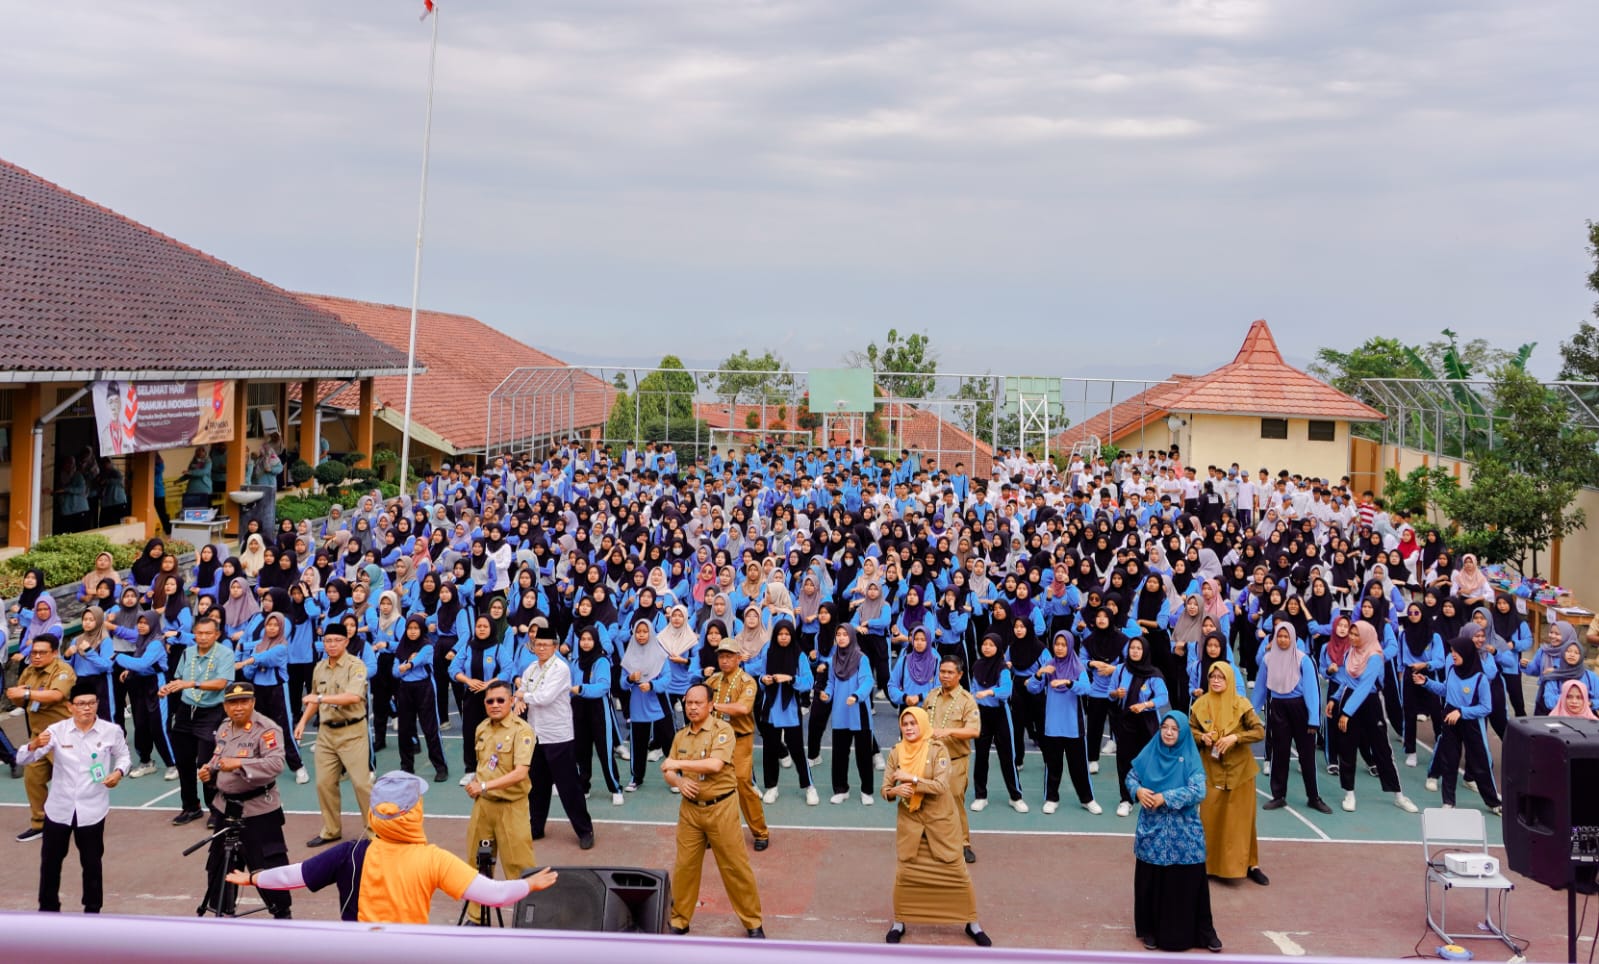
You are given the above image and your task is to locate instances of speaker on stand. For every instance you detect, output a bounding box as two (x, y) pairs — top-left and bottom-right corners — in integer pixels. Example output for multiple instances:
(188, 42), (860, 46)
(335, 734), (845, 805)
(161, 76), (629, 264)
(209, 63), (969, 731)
(1502, 717), (1599, 964)
(511, 867), (671, 934)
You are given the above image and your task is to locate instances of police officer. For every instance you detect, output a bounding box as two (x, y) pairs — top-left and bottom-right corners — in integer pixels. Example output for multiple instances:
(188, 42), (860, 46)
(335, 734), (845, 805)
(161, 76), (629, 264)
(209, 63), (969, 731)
(295, 623), (372, 847)
(921, 655), (980, 864)
(464, 679), (537, 888)
(198, 681), (291, 918)
(705, 638), (769, 850)
(662, 682), (764, 938)
(8, 634), (77, 842)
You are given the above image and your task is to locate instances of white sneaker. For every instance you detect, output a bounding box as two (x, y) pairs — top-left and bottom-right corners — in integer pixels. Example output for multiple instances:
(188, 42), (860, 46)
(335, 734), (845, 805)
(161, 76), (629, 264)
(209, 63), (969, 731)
(1263, 760), (1272, 776)
(1463, 779), (1477, 792)
(612, 793), (625, 806)
(807, 757), (821, 769)
(860, 792), (874, 806)
(762, 788), (779, 804)
(1083, 800), (1103, 815)
(1425, 778), (1438, 792)
(295, 767), (309, 785)
(873, 752), (885, 771)
(1394, 793), (1419, 813)
(779, 755), (793, 769)
(1103, 740), (1116, 755)
(163, 766), (179, 781)
(439, 720), (452, 731)
(1008, 798), (1029, 814)
(616, 744), (631, 761)
(1088, 761), (1099, 775)
(970, 798), (988, 812)
(1405, 753), (1417, 768)
(805, 787), (819, 806)
(1115, 801), (1133, 817)
(646, 748), (663, 763)
(128, 762), (157, 779)
(830, 792), (848, 805)
(1042, 800), (1058, 815)
(1342, 791), (1356, 812)
(459, 773), (474, 787)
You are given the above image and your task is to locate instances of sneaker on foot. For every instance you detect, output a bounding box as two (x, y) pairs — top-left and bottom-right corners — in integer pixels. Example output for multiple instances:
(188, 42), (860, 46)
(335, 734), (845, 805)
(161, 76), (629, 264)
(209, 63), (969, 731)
(163, 766), (179, 781)
(861, 792), (874, 806)
(872, 752), (885, 771)
(439, 720), (452, 731)
(805, 787), (819, 806)
(1326, 763), (1339, 775)
(1463, 779), (1477, 792)
(1342, 792), (1357, 812)
(1042, 800), (1058, 815)
(807, 757), (821, 768)
(779, 755), (793, 769)
(624, 782), (639, 793)
(1394, 793), (1419, 813)
(14, 827), (42, 842)
(295, 767), (310, 785)
(830, 792), (848, 804)
(762, 787), (779, 804)
(1008, 798), (1029, 814)
(1425, 777), (1438, 792)
(1088, 761), (1099, 775)
(970, 797), (988, 812)
(612, 793), (625, 806)
(1083, 800), (1103, 815)
(1103, 740), (1117, 755)
(646, 748), (663, 763)
(1115, 801), (1133, 817)
(128, 761), (157, 779)
(616, 744), (631, 761)
(1405, 753), (1417, 768)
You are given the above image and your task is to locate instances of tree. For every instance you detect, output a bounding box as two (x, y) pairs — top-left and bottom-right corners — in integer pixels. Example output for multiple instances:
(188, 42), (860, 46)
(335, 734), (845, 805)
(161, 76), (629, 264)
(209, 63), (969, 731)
(845, 328), (938, 398)
(1557, 222), (1599, 381)
(605, 355), (704, 450)
(1441, 366), (1599, 575)
(708, 348), (797, 405)
(951, 376), (1018, 449)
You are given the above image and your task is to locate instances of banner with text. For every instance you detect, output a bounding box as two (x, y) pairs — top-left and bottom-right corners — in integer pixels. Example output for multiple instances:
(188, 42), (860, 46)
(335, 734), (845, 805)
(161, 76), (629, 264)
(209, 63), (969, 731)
(91, 380), (235, 456)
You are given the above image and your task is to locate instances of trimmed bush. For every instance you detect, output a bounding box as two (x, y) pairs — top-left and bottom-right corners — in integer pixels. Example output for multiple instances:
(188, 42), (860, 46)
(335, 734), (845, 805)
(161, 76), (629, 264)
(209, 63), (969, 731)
(1, 535), (193, 598)
(288, 459), (315, 485)
(276, 494), (335, 525)
(313, 460), (349, 487)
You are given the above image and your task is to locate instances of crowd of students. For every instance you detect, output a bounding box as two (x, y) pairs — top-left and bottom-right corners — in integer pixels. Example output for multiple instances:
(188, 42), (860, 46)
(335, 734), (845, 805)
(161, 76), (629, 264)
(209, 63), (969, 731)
(5, 439), (1596, 838)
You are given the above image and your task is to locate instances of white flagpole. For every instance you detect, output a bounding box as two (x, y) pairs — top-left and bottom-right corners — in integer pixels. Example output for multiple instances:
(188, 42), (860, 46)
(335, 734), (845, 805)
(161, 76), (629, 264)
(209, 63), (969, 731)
(398, 2), (439, 498)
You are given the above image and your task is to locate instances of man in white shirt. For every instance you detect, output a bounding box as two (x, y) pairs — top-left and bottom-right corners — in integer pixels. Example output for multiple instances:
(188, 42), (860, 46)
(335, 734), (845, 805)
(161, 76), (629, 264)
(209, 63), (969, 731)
(515, 628), (595, 850)
(16, 682), (130, 913)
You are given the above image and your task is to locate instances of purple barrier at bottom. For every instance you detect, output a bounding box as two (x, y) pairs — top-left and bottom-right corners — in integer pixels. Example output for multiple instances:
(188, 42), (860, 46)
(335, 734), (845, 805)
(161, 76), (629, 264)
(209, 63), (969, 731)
(0, 911), (1385, 964)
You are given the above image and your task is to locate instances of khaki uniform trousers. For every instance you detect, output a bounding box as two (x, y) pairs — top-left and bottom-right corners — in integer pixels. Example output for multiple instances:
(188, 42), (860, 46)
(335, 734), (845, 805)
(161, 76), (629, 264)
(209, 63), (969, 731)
(731, 734), (768, 840)
(25, 758), (53, 829)
(464, 795), (536, 920)
(947, 754), (971, 847)
(314, 722), (372, 840)
(670, 793), (762, 931)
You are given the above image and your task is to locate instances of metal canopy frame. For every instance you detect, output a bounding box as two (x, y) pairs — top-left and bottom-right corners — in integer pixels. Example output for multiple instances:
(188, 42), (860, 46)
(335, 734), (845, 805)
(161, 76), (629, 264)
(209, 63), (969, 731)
(485, 365), (1179, 467)
(1361, 377), (1599, 458)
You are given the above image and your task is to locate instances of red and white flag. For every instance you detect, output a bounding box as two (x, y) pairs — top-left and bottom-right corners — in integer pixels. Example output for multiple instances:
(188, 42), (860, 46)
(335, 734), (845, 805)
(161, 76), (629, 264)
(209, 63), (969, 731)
(420, 0), (434, 20)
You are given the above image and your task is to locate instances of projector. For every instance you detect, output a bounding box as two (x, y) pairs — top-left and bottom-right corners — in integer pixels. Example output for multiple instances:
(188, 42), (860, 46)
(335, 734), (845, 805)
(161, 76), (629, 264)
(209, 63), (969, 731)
(1442, 853), (1499, 877)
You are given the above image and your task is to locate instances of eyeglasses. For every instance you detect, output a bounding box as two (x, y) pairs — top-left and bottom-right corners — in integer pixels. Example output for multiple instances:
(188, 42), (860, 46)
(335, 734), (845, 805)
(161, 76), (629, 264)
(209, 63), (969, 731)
(483, 698), (509, 706)
(71, 701), (98, 708)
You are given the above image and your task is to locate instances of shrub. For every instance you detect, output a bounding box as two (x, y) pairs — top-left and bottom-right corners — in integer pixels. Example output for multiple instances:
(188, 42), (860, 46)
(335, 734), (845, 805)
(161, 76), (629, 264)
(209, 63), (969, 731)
(275, 495), (335, 525)
(314, 460), (350, 487)
(341, 451), (367, 466)
(378, 481), (400, 499)
(288, 459), (315, 485)
(1, 535), (194, 598)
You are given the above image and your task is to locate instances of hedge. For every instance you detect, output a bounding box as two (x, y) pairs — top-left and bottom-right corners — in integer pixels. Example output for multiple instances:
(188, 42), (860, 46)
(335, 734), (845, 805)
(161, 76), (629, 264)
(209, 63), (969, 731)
(1, 533), (194, 598)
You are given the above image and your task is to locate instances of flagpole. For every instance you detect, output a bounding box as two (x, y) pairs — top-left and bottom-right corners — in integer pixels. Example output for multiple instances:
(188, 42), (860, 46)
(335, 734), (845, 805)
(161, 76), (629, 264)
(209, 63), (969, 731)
(398, 2), (439, 498)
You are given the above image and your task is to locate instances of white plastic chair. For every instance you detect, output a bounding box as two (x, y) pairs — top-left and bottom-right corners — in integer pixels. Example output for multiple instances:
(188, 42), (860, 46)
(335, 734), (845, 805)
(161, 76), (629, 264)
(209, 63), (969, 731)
(1422, 807), (1520, 953)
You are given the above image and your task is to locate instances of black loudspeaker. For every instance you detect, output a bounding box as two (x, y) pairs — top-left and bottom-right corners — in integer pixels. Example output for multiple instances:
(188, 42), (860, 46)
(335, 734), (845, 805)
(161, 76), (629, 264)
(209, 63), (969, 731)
(512, 867), (671, 933)
(1503, 716), (1599, 889)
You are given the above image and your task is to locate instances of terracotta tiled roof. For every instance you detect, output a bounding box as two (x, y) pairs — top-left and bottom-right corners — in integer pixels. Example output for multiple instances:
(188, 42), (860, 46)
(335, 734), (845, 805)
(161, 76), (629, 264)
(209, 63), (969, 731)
(1050, 377), (1190, 451)
(0, 158), (411, 379)
(1157, 320), (1385, 422)
(694, 402), (806, 432)
(293, 294), (613, 454)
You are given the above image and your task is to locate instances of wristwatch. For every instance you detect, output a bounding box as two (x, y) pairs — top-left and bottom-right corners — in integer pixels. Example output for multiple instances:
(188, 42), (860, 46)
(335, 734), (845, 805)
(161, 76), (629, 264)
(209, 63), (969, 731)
(912, 775), (919, 786)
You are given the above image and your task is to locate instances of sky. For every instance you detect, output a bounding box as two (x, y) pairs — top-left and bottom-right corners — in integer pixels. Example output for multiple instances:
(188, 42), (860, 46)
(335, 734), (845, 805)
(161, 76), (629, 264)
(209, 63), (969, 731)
(5, 0), (1598, 384)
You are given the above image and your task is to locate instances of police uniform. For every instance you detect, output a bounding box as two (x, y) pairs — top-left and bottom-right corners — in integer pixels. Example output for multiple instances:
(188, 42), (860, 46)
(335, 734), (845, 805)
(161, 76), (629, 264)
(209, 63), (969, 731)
(310, 652), (372, 843)
(706, 651), (769, 846)
(19, 657), (76, 832)
(202, 682), (291, 918)
(465, 712), (537, 880)
(667, 714), (763, 932)
(921, 684), (978, 851)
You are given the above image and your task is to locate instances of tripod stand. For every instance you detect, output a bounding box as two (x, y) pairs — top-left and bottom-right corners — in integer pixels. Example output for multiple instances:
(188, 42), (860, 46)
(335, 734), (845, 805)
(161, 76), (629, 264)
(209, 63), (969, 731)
(184, 814), (268, 919)
(457, 839), (505, 927)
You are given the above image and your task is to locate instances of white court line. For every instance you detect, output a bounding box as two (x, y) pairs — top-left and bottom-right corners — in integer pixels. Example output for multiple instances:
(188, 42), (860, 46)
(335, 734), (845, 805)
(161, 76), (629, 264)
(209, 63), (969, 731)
(1255, 787), (1331, 842)
(137, 787), (182, 809)
(0, 800), (1451, 846)
(1262, 931), (1309, 956)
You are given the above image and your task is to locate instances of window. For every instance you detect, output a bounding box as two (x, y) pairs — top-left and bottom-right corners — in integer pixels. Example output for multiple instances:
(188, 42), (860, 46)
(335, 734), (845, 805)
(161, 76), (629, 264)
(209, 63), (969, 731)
(1260, 418), (1288, 440)
(246, 382), (283, 437)
(1308, 420), (1337, 442)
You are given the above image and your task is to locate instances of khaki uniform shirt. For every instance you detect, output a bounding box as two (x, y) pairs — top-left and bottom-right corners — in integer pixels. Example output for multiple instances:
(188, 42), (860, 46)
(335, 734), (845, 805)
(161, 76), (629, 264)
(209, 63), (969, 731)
(921, 685), (979, 760)
(706, 668), (758, 736)
(668, 717), (737, 798)
(882, 742), (961, 863)
(209, 710), (286, 818)
(312, 655), (367, 724)
(474, 714), (535, 802)
(20, 658), (76, 732)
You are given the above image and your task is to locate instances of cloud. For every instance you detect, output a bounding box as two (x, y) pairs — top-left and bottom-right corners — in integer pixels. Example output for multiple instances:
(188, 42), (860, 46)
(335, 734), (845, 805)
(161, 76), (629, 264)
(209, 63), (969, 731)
(2, 0), (1597, 378)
